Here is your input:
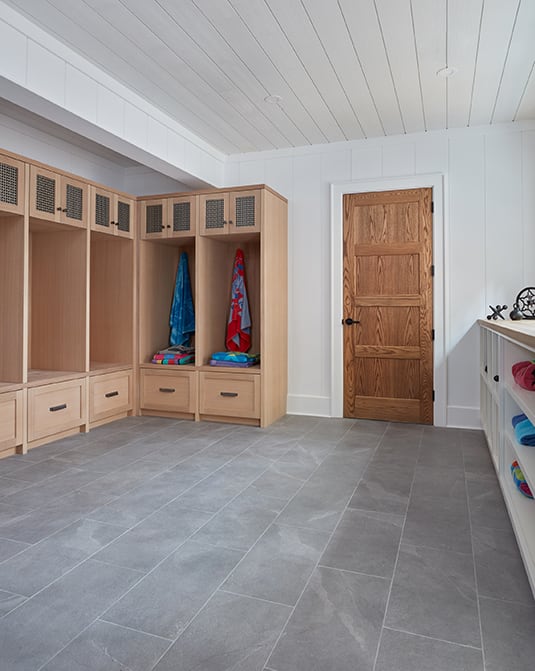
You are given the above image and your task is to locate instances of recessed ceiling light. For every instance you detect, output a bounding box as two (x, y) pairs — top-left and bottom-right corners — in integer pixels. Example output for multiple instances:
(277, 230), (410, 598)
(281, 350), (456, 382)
(264, 94), (283, 105)
(436, 66), (458, 78)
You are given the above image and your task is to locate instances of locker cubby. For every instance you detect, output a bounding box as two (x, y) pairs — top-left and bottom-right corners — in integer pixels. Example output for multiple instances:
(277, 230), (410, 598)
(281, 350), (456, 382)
(139, 236), (196, 368)
(90, 231), (135, 372)
(196, 234), (261, 368)
(28, 220), (87, 384)
(0, 214), (25, 387)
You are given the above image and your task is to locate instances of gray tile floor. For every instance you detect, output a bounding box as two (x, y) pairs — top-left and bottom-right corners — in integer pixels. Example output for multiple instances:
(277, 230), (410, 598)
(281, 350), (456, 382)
(0, 415), (533, 670)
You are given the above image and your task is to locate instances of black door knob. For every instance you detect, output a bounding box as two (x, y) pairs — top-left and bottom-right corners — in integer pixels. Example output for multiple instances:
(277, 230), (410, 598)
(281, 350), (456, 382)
(344, 318), (360, 326)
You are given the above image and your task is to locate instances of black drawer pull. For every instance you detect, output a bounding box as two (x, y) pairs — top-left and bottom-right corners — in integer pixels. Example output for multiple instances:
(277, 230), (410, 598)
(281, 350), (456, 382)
(159, 387), (175, 393)
(493, 374), (499, 382)
(220, 392), (238, 398)
(105, 391), (119, 398)
(49, 403), (67, 412)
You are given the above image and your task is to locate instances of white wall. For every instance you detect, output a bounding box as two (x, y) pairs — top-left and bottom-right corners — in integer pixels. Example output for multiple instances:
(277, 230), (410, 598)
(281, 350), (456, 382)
(0, 1), (225, 189)
(226, 122), (535, 428)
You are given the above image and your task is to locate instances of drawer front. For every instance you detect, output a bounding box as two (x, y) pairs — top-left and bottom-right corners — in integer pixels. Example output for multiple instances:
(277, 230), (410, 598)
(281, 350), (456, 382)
(140, 370), (196, 413)
(90, 371), (132, 422)
(199, 373), (260, 418)
(28, 380), (85, 442)
(0, 390), (23, 450)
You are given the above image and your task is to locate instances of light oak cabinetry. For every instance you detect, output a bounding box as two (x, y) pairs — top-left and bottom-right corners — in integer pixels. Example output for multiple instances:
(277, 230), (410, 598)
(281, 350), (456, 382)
(199, 189), (261, 236)
(139, 185), (287, 427)
(480, 320), (535, 597)
(0, 147), (287, 456)
(140, 195), (197, 240)
(0, 153), (25, 215)
(90, 186), (135, 239)
(29, 165), (88, 228)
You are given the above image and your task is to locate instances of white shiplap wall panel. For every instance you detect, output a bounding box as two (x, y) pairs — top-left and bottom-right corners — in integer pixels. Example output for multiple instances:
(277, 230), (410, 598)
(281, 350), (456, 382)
(265, 156), (293, 199)
(447, 134), (485, 412)
(229, 0), (345, 143)
(265, 0), (363, 141)
(27, 41), (65, 107)
(338, 0), (404, 136)
(0, 19), (27, 85)
(491, 0), (535, 123)
(351, 145), (382, 181)
(147, 118), (168, 162)
(485, 132), (523, 306)
(382, 141), (416, 176)
(238, 160), (265, 187)
(124, 103), (148, 151)
(415, 133), (449, 174)
(447, 0), (482, 128)
(469, 0), (520, 126)
(65, 67), (98, 124)
(411, 0), (447, 130)
(521, 130), (535, 285)
(96, 87), (124, 138)
(375, 0), (425, 134)
(303, 0), (383, 138)
(290, 153), (325, 399)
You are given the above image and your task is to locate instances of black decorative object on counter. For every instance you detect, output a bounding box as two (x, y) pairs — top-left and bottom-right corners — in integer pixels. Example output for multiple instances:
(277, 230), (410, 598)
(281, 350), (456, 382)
(487, 304), (508, 320)
(510, 287), (535, 320)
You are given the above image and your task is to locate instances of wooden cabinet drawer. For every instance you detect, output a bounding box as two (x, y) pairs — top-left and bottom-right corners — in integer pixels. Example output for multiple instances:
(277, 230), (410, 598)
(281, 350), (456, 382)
(140, 370), (196, 413)
(199, 372), (260, 419)
(28, 380), (85, 442)
(0, 390), (23, 450)
(90, 371), (132, 422)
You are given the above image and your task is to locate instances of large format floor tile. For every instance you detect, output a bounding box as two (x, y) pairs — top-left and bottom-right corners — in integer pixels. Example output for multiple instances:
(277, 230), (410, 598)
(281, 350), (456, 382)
(0, 416), (530, 671)
(267, 566), (389, 671)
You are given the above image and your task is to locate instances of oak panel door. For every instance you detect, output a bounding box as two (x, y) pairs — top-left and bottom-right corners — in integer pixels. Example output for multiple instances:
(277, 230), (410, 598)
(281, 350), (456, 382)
(343, 188), (433, 424)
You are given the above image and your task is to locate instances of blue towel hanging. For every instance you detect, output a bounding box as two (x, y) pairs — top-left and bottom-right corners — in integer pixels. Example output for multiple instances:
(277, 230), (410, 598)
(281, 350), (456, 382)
(169, 252), (195, 346)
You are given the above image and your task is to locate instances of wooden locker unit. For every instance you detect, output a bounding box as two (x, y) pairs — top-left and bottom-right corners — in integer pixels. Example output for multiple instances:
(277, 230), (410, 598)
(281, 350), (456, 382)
(0, 145), (288, 457)
(90, 186), (135, 239)
(0, 153), (25, 215)
(140, 194), (197, 240)
(29, 165), (88, 229)
(199, 188), (261, 236)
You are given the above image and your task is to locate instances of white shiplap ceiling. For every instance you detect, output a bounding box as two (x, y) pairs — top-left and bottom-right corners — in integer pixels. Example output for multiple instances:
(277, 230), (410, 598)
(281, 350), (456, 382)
(4, 0), (535, 154)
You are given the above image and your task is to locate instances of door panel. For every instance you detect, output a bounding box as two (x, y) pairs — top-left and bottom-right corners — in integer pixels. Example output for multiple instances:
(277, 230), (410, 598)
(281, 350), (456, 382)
(343, 188), (433, 424)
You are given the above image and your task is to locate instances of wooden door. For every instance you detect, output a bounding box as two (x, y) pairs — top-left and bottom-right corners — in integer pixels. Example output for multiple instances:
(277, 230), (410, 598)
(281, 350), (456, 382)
(343, 188), (433, 424)
(229, 190), (262, 234)
(91, 187), (114, 235)
(199, 193), (229, 236)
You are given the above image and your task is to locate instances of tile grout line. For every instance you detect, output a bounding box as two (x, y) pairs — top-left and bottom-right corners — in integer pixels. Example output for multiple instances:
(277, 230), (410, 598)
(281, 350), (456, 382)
(382, 624), (483, 651)
(261, 421), (390, 670)
(370, 428), (424, 671)
(145, 418), (368, 670)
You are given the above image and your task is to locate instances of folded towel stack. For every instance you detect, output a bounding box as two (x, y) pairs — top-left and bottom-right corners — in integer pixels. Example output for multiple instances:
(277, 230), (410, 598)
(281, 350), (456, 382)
(151, 345), (195, 366)
(511, 461), (534, 498)
(512, 413), (535, 447)
(209, 351), (260, 368)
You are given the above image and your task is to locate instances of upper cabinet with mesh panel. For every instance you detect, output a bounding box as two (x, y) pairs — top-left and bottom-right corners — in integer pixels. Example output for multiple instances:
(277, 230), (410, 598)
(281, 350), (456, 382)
(140, 195), (197, 240)
(90, 186), (135, 239)
(0, 153), (25, 216)
(199, 189), (261, 236)
(29, 165), (87, 228)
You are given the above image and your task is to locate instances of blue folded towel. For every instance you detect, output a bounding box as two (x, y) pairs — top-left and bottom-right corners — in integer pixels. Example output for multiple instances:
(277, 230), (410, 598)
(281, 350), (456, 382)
(512, 413), (528, 428)
(514, 418), (535, 446)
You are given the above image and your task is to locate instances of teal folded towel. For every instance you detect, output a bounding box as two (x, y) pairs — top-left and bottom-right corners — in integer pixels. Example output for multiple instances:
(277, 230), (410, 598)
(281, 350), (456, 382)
(514, 418), (535, 446)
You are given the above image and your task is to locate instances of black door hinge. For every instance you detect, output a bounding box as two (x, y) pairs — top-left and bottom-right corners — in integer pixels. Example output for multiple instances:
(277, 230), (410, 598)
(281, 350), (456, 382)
(432, 390), (435, 402)
(431, 201), (434, 213)
(431, 264), (435, 277)
(432, 329), (435, 341)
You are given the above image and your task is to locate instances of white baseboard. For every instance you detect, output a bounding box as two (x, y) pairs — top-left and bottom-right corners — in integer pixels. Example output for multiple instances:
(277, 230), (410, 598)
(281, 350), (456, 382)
(286, 394), (331, 417)
(447, 405), (482, 430)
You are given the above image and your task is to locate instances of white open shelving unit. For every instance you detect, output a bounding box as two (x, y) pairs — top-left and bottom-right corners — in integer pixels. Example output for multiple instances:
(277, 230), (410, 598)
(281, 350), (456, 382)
(480, 320), (535, 597)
